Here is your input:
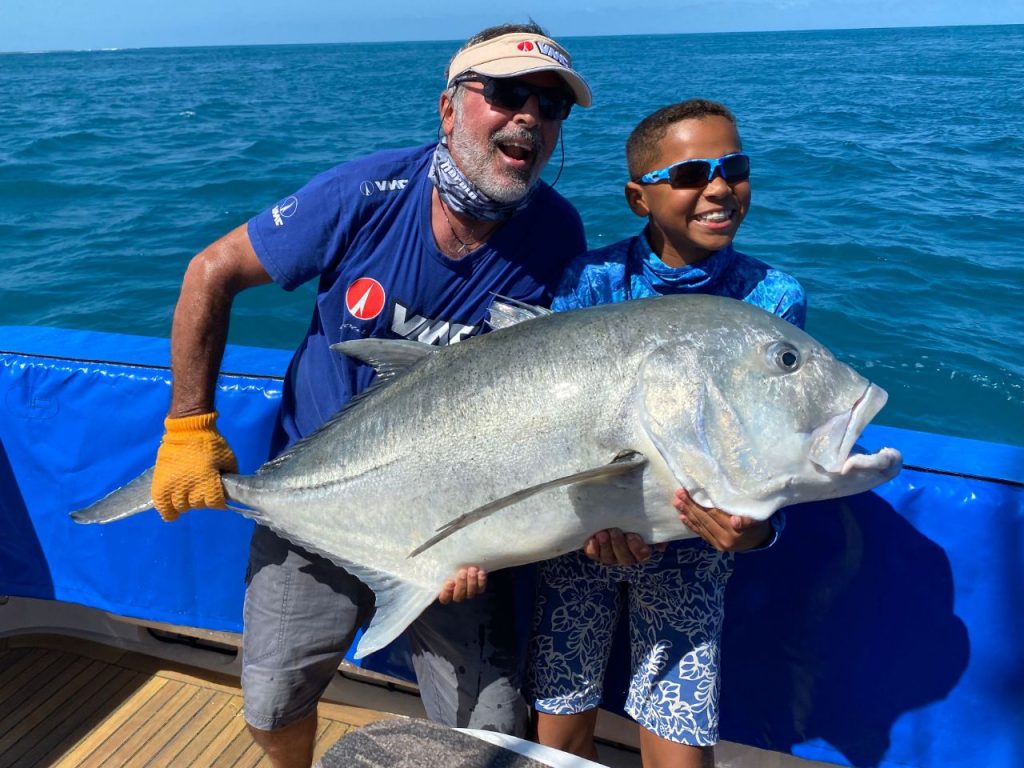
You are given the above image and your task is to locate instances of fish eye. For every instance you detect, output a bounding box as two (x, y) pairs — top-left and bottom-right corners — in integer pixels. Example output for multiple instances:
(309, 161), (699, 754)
(768, 341), (801, 372)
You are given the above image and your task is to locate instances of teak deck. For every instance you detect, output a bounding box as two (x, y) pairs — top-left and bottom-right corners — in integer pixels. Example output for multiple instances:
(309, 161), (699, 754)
(0, 634), (398, 768)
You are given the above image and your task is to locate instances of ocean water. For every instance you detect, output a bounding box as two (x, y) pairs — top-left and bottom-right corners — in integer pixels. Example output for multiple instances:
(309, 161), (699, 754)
(1, 25), (1022, 447)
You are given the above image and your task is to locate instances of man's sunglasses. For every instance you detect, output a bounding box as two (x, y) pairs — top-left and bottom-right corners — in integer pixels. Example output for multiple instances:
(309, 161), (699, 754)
(453, 75), (574, 121)
(636, 152), (751, 189)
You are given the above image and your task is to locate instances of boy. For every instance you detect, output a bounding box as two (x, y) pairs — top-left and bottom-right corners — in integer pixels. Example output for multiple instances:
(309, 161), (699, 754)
(528, 99), (807, 768)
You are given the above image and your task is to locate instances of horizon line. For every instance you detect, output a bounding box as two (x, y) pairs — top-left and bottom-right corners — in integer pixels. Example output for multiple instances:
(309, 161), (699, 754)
(2, 20), (1020, 56)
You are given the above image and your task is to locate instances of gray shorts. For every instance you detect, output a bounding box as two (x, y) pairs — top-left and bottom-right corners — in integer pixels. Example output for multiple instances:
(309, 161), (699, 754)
(241, 524), (527, 735)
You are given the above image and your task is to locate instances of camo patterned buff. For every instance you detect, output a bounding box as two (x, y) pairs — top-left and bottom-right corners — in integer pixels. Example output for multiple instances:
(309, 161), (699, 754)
(428, 139), (534, 222)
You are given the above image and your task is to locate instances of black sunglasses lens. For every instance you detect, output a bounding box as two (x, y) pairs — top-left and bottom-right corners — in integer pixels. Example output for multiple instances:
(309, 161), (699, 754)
(668, 161), (713, 188)
(667, 156), (750, 187)
(721, 154), (750, 181)
(485, 80), (528, 110)
(484, 79), (571, 120)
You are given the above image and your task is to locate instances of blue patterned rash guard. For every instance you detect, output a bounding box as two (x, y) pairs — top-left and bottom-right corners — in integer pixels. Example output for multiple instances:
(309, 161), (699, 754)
(552, 231), (806, 324)
(247, 143), (586, 453)
(528, 231), (807, 744)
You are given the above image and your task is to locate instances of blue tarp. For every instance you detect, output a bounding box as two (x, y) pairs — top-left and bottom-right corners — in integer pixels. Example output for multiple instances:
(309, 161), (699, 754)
(1, 326), (1021, 767)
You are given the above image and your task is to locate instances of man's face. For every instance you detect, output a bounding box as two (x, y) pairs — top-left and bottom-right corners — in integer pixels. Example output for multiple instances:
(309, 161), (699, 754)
(441, 72), (567, 202)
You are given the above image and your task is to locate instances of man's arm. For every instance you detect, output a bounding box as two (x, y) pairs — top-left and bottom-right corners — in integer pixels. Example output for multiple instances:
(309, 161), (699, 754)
(151, 225), (273, 520)
(169, 224), (273, 416)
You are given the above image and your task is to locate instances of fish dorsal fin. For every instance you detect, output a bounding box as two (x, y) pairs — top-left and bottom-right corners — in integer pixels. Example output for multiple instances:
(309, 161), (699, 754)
(486, 295), (552, 331)
(331, 338), (438, 381)
(408, 451), (648, 558)
(260, 340), (438, 474)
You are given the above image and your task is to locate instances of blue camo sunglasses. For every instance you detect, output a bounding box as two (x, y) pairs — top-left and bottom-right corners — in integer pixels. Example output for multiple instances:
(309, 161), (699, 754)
(453, 74), (574, 121)
(636, 152), (750, 189)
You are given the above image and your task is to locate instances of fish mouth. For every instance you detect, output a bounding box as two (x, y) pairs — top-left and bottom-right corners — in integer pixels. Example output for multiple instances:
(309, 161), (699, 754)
(808, 383), (900, 477)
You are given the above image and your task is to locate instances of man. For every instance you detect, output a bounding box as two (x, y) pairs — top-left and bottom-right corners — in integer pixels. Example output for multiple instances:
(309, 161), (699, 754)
(150, 21), (590, 768)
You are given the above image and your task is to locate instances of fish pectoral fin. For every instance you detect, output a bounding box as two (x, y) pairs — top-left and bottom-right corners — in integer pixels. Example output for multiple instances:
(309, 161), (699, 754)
(407, 451), (648, 558)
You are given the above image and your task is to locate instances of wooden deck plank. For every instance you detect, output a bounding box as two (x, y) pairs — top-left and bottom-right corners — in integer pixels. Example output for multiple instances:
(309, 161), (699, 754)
(50, 679), (171, 768)
(0, 657), (109, 764)
(0, 646), (32, 677)
(0, 649), (68, 716)
(167, 694), (244, 766)
(148, 689), (234, 765)
(212, 727), (261, 767)
(129, 687), (217, 766)
(229, 738), (269, 768)
(14, 667), (142, 768)
(0, 636), (400, 768)
(109, 683), (209, 765)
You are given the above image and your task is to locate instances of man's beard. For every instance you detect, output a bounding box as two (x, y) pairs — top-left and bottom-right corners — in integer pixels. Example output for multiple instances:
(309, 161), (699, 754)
(449, 110), (547, 203)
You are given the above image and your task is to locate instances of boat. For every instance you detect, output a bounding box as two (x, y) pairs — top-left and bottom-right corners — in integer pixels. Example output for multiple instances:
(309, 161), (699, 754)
(1, 325), (1021, 767)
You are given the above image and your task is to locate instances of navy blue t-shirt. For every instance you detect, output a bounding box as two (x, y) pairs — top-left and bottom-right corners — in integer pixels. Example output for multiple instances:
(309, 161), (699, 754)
(248, 143), (586, 451)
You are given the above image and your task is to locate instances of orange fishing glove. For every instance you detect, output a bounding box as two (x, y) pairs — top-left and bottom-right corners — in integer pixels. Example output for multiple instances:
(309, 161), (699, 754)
(151, 412), (238, 522)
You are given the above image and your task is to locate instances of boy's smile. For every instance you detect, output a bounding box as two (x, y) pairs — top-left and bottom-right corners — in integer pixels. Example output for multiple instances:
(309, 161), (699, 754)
(625, 115), (750, 267)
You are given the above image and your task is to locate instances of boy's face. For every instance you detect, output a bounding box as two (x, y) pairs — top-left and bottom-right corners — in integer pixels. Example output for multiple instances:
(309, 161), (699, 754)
(625, 115), (750, 267)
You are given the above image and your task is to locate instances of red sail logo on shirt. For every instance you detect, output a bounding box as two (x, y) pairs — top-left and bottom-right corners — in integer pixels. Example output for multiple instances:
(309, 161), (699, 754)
(346, 278), (386, 320)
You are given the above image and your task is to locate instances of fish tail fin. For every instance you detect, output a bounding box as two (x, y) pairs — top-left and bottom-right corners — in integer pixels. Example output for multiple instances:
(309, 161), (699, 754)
(70, 467), (156, 524)
(352, 578), (438, 659)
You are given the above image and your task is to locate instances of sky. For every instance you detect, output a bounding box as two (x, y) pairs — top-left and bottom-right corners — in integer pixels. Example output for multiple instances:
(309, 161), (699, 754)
(2, 0), (1022, 52)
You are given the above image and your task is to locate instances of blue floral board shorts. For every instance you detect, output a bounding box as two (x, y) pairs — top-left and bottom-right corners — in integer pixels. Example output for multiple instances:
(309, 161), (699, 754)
(528, 540), (734, 745)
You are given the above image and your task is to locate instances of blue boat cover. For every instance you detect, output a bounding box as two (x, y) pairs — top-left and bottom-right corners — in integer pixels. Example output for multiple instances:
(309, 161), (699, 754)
(1, 326), (1021, 768)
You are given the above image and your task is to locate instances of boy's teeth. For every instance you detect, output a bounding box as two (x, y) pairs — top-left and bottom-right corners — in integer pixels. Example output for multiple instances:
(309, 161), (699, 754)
(696, 211), (731, 223)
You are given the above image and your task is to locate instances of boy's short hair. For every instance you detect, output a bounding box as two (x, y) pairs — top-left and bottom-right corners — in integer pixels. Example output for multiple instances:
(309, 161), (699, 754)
(626, 99), (738, 179)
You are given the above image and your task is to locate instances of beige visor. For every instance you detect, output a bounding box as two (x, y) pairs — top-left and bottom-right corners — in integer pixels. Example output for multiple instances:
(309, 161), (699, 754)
(447, 32), (592, 108)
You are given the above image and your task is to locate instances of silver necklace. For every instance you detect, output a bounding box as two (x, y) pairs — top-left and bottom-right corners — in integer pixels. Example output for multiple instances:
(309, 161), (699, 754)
(439, 198), (495, 255)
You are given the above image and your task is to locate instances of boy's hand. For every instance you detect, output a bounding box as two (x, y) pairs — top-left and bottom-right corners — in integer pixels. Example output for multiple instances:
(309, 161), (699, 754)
(151, 412), (238, 521)
(438, 566), (487, 603)
(583, 529), (666, 566)
(674, 489), (772, 552)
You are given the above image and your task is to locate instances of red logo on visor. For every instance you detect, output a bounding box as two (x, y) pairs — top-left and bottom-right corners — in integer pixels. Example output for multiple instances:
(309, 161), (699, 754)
(517, 41), (534, 52)
(346, 278), (386, 321)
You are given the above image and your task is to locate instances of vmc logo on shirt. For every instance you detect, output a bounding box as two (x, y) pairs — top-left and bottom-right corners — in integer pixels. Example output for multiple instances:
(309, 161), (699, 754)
(345, 277), (386, 320)
(272, 196), (298, 227)
(359, 178), (409, 196)
(343, 277), (478, 345)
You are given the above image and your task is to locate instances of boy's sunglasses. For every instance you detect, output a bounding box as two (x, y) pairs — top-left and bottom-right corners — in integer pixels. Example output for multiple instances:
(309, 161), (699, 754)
(453, 74), (574, 121)
(636, 152), (751, 189)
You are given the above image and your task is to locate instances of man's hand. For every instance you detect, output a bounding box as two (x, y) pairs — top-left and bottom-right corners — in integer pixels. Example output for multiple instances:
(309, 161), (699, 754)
(151, 412), (238, 521)
(438, 566), (487, 604)
(583, 528), (667, 566)
(674, 489), (772, 552)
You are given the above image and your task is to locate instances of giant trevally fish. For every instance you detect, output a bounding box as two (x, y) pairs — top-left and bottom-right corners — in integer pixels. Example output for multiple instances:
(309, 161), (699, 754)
(72, 294), (902, 659)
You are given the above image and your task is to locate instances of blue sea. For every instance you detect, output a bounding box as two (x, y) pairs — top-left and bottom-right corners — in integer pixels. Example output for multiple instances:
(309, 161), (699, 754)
(1, 25), (1022, 447)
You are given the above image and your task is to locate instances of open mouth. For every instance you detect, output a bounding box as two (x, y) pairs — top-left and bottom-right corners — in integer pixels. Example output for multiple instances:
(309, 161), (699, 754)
(808, 383), (893, 474)
(497, 139), (535, 168)
(492, 125), (542, 172)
